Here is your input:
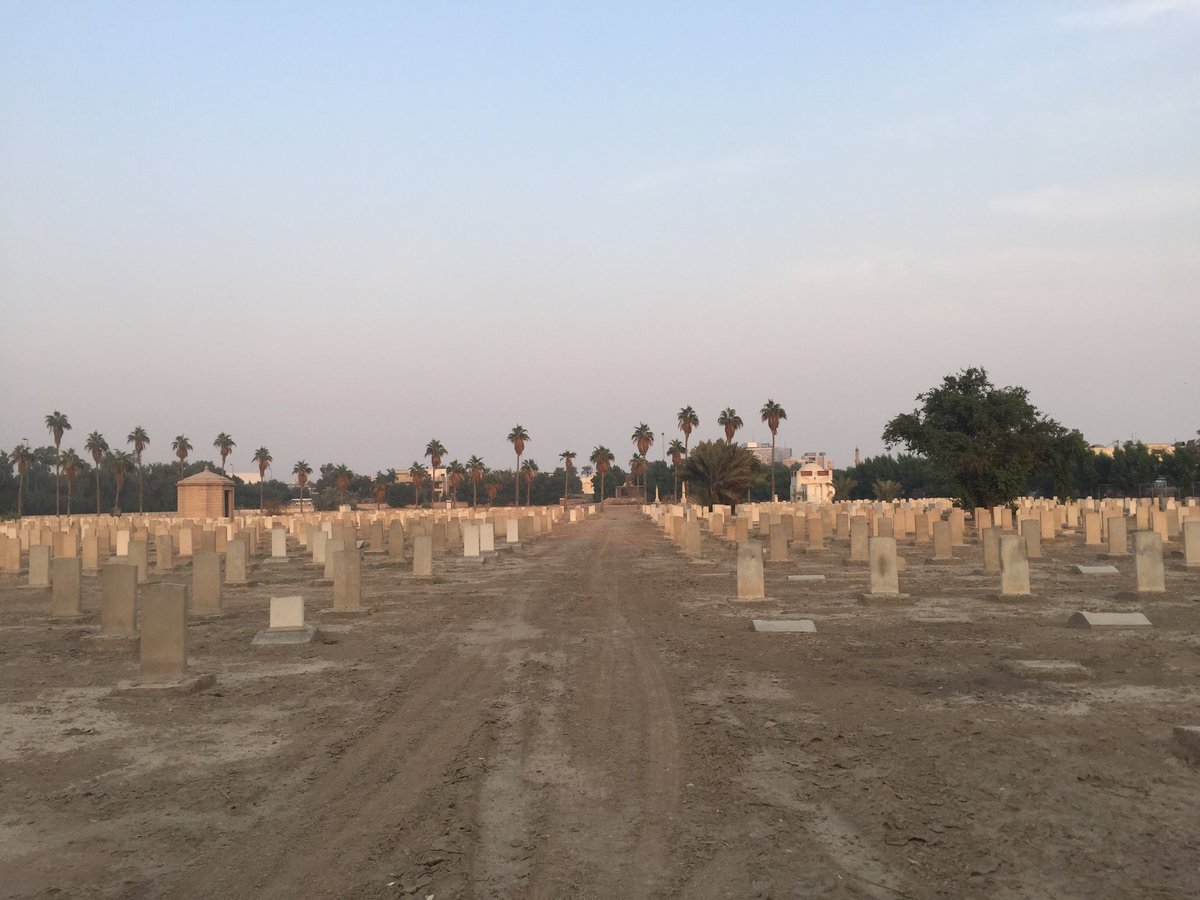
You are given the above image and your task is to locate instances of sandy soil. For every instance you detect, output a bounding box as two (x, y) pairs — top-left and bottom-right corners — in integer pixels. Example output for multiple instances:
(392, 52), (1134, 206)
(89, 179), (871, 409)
(2, 506), (1199, 899)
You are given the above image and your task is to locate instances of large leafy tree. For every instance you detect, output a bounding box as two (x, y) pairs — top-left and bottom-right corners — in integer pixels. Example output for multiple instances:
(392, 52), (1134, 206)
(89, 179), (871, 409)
(717, 408), (743, 444)
(84, 431), (109, 513)
(9, 444), (35, 517)
(589, 445), (614, 501)
(508, 425), (530, 505)
(214, 433), (236, 473)
(44, 411), (71, 515)
(466, 455), (486, 507)
(759, 399), (787, 500)
(684, 439), (756, 511)
(882, 367), (1087, 509)
(127, 426), (150, 512)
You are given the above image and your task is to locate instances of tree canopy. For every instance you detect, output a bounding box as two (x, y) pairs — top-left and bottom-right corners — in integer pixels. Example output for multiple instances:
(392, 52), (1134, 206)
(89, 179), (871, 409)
(882, 367), (1088, 509)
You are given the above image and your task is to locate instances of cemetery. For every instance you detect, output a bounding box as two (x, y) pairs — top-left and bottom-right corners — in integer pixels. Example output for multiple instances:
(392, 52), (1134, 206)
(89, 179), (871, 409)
(2, 493), (1199, 897)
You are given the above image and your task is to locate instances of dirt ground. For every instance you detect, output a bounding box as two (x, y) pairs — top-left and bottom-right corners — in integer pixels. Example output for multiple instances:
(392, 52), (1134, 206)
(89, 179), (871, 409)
(2, 506), (1199, 899)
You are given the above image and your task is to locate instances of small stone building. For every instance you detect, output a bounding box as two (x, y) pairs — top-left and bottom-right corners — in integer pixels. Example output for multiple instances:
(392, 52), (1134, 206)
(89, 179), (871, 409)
(177, 467), (235, 519)
(791, 463), (835, 504)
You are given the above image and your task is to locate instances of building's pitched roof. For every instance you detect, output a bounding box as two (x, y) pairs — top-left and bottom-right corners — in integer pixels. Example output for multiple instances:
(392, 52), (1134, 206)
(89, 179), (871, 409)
(178, 466), (234, 486)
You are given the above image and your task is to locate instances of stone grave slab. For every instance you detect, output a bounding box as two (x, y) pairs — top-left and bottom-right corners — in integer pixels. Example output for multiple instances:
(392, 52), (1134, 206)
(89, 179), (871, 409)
(1067, 611), (1152, 628)
(1075, 565), (1120, 575)
(1005, 659), (1092, 682)
(787, 574), (826, 582)
(751, 619), (817, 633)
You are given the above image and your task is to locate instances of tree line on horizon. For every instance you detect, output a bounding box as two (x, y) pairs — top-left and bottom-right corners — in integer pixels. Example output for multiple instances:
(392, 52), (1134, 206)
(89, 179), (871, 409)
(4, 378), (1196, 518)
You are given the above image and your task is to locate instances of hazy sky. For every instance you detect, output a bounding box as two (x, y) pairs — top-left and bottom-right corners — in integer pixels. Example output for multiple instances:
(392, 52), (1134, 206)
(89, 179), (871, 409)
(2, 1), (1197, 474)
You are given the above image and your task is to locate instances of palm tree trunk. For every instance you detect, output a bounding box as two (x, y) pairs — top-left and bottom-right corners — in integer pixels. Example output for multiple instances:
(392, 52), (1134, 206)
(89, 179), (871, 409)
(259, 479), (264, 512)
(515, 454), (521, 506)
(55, 456), (61, 516)
(472, 479), (477, 508)
(770, 431), (777, 500)
(17, 475), (24, 518)
(66, 479), (72, 515)
(138, 462), (144, 513)
(95, 470), (101, 515)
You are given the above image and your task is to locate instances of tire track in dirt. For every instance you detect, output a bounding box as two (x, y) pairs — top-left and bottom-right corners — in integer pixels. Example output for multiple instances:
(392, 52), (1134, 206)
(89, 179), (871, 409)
(155, 634), (506, 900)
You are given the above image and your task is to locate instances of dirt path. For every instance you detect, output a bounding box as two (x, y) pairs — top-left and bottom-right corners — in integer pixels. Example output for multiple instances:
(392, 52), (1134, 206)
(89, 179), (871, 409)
(3, 505), (1200, 898)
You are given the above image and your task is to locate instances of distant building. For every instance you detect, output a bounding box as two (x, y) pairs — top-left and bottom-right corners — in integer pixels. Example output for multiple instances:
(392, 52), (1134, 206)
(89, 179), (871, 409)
(783, 450), (834, 471)
(177, 467), (235, 518)
(744, 441), (792, 465)
(231, 471), (261, 485)
(1089, 443), (1177, 457)
(791, 461), (835, 503)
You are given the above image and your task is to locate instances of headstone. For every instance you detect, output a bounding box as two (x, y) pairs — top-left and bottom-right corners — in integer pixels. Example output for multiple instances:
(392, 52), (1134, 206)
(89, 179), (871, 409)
(28, 544), (51, 588)
(930, 521), (954, 560)
(226, 537), (249, 584)
(1133, 531), (1166, 593)
(982, 526), (1001, 573)
(192, 551), (222, 615)
(271, 527), (288, 559)
(1107, 517), (1128, 557)
(413, 535), (433, 577)
(684, 519), (702, 557)
(849, 517), (869, 563)
(463, 523), (481, 558)
(139, 583), (189, 682)
(867, 536), (900, 596)
(1083, 512), (1102, 546)
(736, 541), (766, 600)
(332, 548), (362, 610)
(154, 533), (174, 574)
(1020, 518), (1042, 559)
(100, 562), (138, 634)
(368, 522), (385, 552)
(999, 535), (1031, 596)
(252, 596), (315, 645)
(1182, 519), (1200, 568)
(82, 533), (100, 572)
(128, 539), (149, 584)
(388, 521), (406, 559)
(50, 556), (82, 617)
(480, 522), (496, 553)
(324, 539), (343, 580)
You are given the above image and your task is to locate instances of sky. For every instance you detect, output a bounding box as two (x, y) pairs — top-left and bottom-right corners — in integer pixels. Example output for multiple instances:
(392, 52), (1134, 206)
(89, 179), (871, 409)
(2, 1), (1197, 475)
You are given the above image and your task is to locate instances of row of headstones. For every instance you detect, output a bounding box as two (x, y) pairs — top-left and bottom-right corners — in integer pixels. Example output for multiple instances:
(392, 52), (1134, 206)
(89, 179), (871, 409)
(730, 529), (1186, 601)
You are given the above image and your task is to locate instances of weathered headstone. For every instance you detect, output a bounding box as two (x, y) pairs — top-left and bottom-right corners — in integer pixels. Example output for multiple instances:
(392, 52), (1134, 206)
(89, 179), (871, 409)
(128, 539), (149, 584)
(332, 548), (362, 610)
(736, 540), (766, 600)
(1133, 531), (1166, 593)
(28, 544), (51, 588)
(413, 535), (433, 577)
(50, 556), (83, 617)
(226, 537), (249, 584)
(192, 550), (222, 616)
(1107, 516), (1128, 557)
(867, 536), (901, 596)
(999, 534), (1031, 597)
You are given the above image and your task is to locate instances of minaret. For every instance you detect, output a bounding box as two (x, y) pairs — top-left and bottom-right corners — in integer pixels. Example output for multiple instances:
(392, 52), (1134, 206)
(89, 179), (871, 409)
(854, 447), (860, 466)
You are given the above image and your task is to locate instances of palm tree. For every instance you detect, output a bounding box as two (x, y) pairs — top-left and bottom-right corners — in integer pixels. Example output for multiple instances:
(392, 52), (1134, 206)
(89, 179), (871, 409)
(667, 439), (686, 499)
(84, 431), (109, 514)
(717, 408), (743, 444)
(9, 444), (35, 518)
(61, 449), (83, 515)
(372, 474), (390, 508)
(485, 475), (502, 506)
(559, 450), (576, 497)
(172, 435), (192, 475)
(44, 411), (71, 515)
(873, 478), (902, 502)
(521, 459), (539, 506)
(293, 460), (313, 511)
(832, 472), (858, 501)
(446, 460), (466, 507)
(424, 439), (447, 500)
(408, 462), (428, 507)
(251, 447), (272, 511)
(467, 455), (486, 507)
(589, 445), (614, 502)
(760, 399), (788, 500)
(683, 439), (756, 511)
(631, 424), (654, 488)
(629, 454), (647, 494)
(107, 450), (133, 513)
(508, 425), (530, 505)
(677, 406), (699, 454)
(334, 464), (353, 506)
(127, 426), (149, 512)
(213, 433), (236, 473)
